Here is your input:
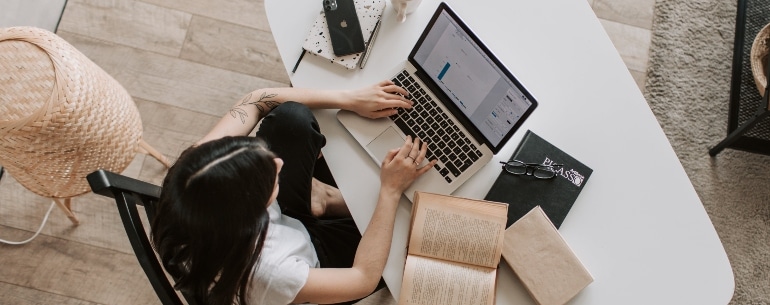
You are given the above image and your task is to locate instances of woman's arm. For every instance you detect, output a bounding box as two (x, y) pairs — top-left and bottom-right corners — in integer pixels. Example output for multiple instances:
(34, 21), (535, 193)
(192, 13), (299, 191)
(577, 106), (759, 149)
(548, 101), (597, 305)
(197, 81), (412, 145)
(293, 136), (437, 304)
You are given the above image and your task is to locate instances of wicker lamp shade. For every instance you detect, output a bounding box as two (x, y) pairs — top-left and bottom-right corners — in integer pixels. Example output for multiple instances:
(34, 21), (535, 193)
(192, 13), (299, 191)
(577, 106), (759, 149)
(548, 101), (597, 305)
(0, 27), (152, 211)
(750, 23), (770, 97)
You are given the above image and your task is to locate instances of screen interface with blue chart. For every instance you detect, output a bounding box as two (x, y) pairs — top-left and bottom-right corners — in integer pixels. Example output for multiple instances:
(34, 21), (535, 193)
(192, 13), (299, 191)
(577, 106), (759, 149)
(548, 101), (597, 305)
(413, 10), (532, 146)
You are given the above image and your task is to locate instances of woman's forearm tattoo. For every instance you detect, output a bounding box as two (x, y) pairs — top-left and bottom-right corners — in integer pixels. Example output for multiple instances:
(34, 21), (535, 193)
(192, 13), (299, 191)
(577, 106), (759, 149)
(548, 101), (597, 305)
(229, 92), (281, 124)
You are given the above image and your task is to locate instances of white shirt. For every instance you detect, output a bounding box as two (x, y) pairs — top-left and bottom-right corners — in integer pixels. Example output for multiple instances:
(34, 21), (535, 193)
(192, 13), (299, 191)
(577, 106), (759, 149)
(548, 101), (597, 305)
(248, 201), (319, 305)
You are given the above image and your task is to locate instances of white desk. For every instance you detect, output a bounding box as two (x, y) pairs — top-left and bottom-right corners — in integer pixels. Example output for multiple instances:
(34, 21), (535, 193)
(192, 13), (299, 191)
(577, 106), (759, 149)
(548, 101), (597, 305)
(264, 0), (735, 304)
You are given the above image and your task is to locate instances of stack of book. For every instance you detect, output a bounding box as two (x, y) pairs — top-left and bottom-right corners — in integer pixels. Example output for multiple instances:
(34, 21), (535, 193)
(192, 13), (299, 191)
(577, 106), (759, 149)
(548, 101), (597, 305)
(398, 130), (595, 305)
(399, 192), (593, 305)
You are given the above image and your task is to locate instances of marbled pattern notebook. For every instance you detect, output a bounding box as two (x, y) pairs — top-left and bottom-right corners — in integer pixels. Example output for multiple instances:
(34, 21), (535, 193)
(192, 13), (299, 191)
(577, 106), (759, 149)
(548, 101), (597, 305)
(303, 0), (386, 69)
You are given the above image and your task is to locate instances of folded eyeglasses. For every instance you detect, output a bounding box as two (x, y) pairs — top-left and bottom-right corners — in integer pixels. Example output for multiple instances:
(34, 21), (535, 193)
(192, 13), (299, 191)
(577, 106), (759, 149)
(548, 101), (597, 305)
(499, 160), (563, 179)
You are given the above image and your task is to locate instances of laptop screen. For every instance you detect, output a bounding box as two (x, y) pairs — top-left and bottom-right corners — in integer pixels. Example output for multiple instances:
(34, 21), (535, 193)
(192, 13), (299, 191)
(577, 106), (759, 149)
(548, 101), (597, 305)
(410, 3), (536, 151)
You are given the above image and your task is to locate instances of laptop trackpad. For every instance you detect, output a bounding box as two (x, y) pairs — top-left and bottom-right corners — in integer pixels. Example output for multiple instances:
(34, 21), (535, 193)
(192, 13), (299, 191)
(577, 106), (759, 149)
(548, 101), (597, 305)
(366, 127), (405, 163)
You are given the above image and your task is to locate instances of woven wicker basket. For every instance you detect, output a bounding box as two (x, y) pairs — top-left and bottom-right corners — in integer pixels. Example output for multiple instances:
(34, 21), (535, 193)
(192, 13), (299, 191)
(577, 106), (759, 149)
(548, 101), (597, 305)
(0, 27), (142, 199)
(750, 23), (770, 96)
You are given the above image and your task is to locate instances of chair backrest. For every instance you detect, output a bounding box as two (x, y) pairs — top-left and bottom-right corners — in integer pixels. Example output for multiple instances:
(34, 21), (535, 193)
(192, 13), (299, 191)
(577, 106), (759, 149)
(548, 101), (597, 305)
(87, 169), (193, 305)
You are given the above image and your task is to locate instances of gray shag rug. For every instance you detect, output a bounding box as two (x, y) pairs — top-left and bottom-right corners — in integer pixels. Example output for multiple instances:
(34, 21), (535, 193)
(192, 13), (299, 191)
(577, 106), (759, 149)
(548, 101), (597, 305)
(644, 0), (770, 304)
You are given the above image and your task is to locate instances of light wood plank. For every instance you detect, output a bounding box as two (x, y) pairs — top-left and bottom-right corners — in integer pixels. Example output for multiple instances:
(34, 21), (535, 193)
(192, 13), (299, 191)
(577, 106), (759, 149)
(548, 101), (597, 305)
(180, 15), (290, 84)
(134, 98), (223, 184)
(0, 175), (56, 236)
(0, 282), (99, 305)
(55, 31), (288, 117)
(136, 98), (222, 151)
(139, 0), (271, 32)
(0, 226), (159, 305)
(57, 0), (191, 56)
(0, 172), (137, 254)
(593, 0), (655, 30)
(629, 69), (647, 91)
(598, 18), (652, 73)
(0, 0), (67, 32)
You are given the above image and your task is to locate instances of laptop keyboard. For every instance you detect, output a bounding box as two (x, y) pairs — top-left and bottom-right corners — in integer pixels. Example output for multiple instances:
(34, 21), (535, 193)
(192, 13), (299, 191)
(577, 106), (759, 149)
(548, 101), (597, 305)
(389, 70), (484, 183)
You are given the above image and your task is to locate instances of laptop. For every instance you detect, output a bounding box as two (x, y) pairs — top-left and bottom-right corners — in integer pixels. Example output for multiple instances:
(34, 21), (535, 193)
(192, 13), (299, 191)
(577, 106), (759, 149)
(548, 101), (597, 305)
(337, 2), (538, 201)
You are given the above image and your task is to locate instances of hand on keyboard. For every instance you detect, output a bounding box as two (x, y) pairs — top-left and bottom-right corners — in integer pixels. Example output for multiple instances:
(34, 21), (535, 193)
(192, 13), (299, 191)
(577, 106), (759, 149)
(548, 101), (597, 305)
(344, 80), (413, 119)
(388, 70), (484, 183)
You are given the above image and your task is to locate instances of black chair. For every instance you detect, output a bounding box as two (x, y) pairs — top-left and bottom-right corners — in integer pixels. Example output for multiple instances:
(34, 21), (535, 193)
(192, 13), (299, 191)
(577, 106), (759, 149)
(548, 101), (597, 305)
(709, 0), (770, 156)
(710, 51), (770, 156)
(86, 169), (194, 305)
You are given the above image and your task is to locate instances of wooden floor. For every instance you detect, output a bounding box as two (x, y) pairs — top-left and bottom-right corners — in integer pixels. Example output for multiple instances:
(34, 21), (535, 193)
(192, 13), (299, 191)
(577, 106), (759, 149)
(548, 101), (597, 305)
(0, 0), (653, 304)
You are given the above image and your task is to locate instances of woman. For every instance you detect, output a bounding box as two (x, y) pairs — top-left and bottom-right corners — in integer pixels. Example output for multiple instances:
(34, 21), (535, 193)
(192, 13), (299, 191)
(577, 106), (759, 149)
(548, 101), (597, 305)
(151, 80), (437, 305)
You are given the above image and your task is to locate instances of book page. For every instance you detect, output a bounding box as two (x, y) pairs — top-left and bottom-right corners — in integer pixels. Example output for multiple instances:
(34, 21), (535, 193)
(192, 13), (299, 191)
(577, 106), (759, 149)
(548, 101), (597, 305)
(409, 192), (507, 268)
(398, 255), (496, 305)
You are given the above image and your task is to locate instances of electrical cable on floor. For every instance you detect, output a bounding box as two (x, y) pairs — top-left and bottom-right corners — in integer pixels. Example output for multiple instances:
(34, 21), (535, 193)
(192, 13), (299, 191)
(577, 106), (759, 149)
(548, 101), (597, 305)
(0, 201), (56, 245)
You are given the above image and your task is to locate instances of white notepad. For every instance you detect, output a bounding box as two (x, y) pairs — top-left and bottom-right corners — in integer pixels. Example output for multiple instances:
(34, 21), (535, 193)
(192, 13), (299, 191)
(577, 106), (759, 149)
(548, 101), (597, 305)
(302, 0), (386, 69)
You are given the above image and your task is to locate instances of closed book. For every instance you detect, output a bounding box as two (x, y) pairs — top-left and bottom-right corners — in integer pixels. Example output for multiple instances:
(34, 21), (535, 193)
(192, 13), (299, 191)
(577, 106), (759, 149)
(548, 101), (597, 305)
(484, 130), (592, 228)
(502, 206), (593, 305)
(303, 0), (386, 69)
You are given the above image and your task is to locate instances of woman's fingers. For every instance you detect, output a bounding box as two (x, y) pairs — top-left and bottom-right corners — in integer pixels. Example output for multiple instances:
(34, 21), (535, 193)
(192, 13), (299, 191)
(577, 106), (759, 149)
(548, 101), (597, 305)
(377, 79), (406, 93)
(396, 135), (414, 160)
(413, 138), (429, 165)
(407, 137), (420, 161)
(382, 96), (412, 109)
(417, 159), (438, 175)
(382, 147), (400, 164)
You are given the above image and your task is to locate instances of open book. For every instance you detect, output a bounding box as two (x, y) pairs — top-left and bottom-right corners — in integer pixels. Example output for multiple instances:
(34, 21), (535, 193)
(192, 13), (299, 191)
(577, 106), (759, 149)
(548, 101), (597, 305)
(398, 192), (508, 305)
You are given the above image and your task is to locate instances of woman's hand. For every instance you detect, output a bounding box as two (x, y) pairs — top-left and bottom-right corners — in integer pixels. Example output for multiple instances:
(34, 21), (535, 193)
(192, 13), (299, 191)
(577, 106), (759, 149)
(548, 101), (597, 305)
(345, 80), (413, 119)
(380, 135), (437, 194)
(295, 137), (436, 305)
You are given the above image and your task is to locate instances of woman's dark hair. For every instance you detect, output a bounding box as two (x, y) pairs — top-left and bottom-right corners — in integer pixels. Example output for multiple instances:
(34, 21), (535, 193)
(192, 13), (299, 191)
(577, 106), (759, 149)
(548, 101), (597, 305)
(151, 136), (277, 305)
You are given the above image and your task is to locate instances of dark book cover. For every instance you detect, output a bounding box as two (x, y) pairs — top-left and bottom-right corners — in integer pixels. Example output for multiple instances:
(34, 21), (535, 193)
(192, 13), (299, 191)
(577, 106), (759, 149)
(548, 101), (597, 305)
(485, 130), (592, 228)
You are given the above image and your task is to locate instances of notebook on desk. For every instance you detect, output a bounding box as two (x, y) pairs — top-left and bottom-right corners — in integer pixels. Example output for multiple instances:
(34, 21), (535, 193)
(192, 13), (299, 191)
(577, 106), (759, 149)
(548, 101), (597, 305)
(337, 2), (538, 201)
(302, 0), (386, 69)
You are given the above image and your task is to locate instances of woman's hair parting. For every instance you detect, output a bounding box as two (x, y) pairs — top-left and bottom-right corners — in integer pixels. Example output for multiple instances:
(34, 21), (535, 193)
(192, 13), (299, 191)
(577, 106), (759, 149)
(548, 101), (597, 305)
(151, 136), (277, 305)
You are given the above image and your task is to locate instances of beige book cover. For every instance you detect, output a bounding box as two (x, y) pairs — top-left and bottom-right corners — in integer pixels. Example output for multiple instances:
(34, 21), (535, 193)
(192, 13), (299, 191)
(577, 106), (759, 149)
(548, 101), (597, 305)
(502, 206), (593, 305)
